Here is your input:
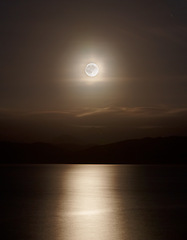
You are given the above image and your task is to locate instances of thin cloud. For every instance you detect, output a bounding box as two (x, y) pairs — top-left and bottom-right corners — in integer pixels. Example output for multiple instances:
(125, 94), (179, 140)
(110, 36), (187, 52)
(168, 108), (187, 114)
(1, 106), (187, 120)
(75, 106), (187, 118)
(76, 107), (113, 118)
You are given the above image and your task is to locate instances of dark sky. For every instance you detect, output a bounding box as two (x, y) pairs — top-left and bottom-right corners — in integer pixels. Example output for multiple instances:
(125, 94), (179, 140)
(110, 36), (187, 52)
(0, 0), (187, 143)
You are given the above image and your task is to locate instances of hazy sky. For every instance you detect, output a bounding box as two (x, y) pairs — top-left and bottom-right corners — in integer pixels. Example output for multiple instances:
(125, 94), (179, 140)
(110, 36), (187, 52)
(0, 0), (187, 143)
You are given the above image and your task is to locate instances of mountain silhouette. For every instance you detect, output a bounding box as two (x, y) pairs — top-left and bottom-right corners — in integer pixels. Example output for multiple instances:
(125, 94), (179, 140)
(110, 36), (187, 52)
(0, 136), (186, 164)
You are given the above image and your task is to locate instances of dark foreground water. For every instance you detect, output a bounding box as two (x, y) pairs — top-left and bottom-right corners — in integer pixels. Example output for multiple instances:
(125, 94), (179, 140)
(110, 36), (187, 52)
(0, 164), (187, 240)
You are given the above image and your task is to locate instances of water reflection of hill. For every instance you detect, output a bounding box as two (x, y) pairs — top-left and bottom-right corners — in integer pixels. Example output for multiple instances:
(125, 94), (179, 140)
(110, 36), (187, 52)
(0, 136), (186, 164)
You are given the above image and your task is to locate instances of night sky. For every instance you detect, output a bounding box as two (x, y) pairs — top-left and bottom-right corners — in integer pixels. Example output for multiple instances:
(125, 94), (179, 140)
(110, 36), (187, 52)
(0, 0), (187, 143)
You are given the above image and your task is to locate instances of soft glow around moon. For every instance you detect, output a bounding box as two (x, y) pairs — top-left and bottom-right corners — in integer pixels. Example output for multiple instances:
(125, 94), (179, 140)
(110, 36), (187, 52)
(85, 63), (99, 77)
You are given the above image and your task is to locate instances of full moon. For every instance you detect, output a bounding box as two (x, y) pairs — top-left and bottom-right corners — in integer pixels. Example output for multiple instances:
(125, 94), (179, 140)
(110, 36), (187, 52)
(85, 63), (99, 77)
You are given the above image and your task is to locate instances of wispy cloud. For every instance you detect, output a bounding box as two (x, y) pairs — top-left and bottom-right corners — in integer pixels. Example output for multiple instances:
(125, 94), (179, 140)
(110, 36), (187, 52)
(0, 106), (186, 143)
(76, 106), (187, 118)
(76, 107), (115, 117)
(0, 106), (187, 120)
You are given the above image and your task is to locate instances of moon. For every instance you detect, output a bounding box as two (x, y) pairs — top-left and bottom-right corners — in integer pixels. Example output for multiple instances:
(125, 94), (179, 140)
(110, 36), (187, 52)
(85, 63), (99, 77)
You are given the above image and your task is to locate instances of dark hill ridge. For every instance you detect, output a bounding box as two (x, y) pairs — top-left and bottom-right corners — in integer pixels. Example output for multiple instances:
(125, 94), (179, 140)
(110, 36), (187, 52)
(0, 136), (187, 164)
(78, 136), (187, 164)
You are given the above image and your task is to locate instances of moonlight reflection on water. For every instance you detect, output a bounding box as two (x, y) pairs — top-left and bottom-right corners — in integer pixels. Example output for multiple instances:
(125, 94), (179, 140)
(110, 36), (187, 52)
(60, 165), (128, 240)
(1, 165), (187, 240)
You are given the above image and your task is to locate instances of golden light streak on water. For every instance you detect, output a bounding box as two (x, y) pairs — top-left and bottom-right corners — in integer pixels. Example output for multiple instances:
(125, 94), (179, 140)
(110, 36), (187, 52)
(59, 165), (128, 240)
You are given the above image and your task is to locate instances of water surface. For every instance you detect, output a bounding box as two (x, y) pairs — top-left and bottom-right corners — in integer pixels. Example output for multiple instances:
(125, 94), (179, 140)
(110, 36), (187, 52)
(1, 164), (187, 240)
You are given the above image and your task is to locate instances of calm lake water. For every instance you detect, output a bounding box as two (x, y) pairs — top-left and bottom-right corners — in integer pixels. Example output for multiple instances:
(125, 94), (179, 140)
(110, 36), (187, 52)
(1, 164), (187, 240)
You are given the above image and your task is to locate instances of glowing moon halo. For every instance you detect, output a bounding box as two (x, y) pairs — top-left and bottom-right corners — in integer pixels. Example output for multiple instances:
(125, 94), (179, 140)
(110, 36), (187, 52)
(85, 63), (99, 77)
